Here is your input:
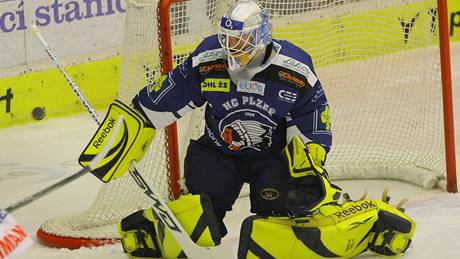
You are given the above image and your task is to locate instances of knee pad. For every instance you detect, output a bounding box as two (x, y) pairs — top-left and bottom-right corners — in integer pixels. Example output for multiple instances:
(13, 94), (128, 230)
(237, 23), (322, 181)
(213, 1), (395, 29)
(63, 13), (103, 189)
(118, 193), (222, 258)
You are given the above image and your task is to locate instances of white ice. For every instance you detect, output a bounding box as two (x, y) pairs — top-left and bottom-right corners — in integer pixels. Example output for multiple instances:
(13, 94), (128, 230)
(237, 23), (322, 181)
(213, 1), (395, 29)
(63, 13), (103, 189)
(1, 43), (459, 258)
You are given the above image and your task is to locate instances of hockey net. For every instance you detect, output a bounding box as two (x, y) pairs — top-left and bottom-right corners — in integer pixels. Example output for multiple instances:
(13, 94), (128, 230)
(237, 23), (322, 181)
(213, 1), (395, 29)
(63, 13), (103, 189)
(36, 0), (456, 248)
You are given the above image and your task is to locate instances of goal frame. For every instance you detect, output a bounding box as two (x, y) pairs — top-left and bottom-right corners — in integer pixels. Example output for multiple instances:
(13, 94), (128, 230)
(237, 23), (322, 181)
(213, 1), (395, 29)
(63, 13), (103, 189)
(159, 0), (457, 194)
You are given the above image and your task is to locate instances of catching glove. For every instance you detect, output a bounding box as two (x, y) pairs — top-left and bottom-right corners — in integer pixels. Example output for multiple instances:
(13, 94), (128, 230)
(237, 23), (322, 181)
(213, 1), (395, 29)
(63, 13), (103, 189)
(281, 136), (342, 216)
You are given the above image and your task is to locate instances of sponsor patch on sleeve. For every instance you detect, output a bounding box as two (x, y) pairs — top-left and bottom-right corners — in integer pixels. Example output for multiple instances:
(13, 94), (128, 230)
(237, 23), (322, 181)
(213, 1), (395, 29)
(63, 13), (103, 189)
(313, 104), (332, 134)
(275, 55), (319, 87)
(192, 49), (225, 67)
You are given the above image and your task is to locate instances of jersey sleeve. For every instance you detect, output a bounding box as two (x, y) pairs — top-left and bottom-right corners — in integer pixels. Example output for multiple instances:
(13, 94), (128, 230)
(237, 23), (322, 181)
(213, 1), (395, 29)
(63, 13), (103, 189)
(285, 68), (332, 152)
(131, 49), (206, 129)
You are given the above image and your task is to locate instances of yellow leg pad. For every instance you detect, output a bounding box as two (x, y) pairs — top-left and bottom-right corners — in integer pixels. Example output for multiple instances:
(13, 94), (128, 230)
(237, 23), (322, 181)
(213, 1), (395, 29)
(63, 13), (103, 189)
(154, 194), (222, 258)
(239, 200), (381, 259)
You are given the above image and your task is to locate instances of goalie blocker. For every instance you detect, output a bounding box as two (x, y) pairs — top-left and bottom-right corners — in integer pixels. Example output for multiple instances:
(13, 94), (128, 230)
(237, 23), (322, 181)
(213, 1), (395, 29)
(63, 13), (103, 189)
(79, 100), (156, 182)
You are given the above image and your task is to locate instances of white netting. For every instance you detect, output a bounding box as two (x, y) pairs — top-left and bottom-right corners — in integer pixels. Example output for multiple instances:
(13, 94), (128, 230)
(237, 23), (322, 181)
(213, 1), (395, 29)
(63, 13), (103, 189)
(38, 0), (446, 244)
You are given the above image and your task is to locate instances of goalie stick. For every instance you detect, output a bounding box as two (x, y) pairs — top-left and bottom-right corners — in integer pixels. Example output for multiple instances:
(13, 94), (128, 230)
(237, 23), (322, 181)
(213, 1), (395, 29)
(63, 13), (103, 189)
(31, 25), (237, 258)
(30, 25), (102, 125)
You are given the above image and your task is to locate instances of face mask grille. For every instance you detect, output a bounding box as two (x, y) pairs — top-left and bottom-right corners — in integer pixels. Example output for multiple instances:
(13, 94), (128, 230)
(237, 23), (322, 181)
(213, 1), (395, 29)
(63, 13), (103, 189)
(218, 20), (261, 70)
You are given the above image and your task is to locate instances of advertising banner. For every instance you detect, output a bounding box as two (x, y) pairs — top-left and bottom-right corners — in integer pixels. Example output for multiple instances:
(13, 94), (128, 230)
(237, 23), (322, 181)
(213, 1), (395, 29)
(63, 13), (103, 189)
(0, 0), (126, 69)
(449, 0), (460, 41)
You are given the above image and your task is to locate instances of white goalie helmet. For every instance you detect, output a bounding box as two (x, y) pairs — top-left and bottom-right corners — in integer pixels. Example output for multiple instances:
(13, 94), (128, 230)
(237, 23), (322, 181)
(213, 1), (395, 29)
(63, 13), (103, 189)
(218, 0), (272, 71)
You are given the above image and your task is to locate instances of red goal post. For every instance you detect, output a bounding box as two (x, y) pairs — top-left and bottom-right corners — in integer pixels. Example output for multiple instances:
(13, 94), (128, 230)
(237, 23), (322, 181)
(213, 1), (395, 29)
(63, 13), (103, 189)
(36, 0), (457, 250)
(436, 0), (457, 193)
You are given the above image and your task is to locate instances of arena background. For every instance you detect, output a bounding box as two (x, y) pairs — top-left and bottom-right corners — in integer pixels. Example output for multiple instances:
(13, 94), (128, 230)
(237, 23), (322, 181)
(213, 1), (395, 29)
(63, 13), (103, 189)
(0, 0), (459, 128)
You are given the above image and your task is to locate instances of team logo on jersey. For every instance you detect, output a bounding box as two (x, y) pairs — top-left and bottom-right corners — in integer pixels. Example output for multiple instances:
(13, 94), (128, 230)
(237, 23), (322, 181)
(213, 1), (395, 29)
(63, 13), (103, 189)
(321, 105), (331, 131)
(148, 75), (167, 93)
(201, 78), (231, 92)
(313, 104), (332, 134)
(148, 74), (176, 104)
(278, 90), (297, 103)
(219, 109), (276, 151)
(221, 120), (273, 151)
(237, 81), (266, 96)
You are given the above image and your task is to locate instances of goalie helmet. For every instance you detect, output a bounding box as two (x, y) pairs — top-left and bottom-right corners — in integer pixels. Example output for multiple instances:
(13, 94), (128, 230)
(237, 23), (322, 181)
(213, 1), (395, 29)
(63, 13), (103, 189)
(218, 0), (272, 71)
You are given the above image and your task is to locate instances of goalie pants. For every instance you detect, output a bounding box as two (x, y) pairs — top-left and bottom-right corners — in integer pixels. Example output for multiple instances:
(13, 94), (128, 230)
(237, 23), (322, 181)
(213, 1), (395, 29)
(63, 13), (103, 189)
(184, 138), (290, 236)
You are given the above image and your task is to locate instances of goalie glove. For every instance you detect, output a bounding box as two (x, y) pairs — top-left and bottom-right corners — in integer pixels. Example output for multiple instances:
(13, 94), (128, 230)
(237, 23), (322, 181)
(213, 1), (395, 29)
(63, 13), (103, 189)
(79, 100), (156, 182)
(281, 136), (342, 216)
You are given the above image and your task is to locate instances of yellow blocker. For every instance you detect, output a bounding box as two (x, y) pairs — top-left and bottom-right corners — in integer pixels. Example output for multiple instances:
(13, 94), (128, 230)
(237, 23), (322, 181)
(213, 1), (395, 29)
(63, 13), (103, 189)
(79, 100), (156, 182)
(238, 198), (416, 259)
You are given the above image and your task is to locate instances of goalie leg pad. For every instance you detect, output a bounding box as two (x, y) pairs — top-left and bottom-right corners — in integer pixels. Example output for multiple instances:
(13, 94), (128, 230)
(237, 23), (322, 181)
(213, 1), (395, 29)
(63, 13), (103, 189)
(159, 193), (222, 258)
(79, 100), (156, 182)
(368, 201), (416, 256)
(118, 193), (222, 259)
(238, 200), (380, 259)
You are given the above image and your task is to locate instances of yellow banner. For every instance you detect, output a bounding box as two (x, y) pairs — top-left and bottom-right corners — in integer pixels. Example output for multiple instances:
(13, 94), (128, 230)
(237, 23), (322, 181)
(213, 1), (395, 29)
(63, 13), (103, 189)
(449, 0), (460, 41)
(0, 58), (119, 128)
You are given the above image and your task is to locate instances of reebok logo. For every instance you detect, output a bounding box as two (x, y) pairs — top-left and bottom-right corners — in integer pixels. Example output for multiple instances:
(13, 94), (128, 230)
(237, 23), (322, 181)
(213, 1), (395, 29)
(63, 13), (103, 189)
(93, 117), (117, 149)
(334, 201), (376, 219)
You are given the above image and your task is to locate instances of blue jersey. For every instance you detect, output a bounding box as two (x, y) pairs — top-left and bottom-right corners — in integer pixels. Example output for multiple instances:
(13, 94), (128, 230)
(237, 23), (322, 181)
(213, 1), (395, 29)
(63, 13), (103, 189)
(135, 35), (332, 156)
